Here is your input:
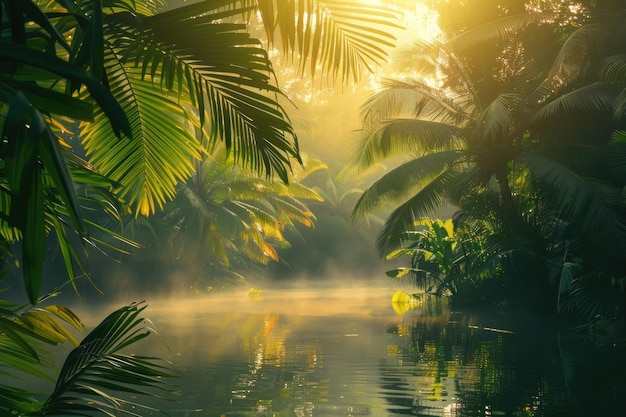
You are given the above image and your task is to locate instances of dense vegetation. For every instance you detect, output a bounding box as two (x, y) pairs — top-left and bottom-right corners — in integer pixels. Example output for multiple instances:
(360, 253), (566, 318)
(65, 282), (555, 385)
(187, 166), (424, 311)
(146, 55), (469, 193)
(0, 0), (399, 413)
(354, 0), (626, 322)
(1, 0), (625, 414)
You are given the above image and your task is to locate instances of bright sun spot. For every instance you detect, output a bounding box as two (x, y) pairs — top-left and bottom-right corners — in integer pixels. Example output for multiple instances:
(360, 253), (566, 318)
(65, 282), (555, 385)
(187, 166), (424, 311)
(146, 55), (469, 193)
(358, 1), (443, 89)
(356, 0), (442, 44)
(402, 3), (442, 43)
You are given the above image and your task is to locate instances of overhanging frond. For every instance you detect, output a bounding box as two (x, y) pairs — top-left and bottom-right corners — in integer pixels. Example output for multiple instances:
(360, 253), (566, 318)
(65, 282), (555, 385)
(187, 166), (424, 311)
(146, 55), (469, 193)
(255, 0), (402, 82)
(356, 120), (466, 169)
(530, 82), (614, 126)
(374, 167), (474, 254)
(81, 58), (201, 216)
(519, 152), (626, 248)
(110, 7), (301, 182)
(352, 150), (465, 219)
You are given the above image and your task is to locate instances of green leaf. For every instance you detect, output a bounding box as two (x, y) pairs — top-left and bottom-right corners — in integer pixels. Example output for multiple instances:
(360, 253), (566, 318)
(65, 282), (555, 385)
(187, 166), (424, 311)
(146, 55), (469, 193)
(385, 267), (421, 278)
(81, 72), (201, 216)
(0, 78), (94, 121)
(37, 303), (174, 416)
(0, 42), (132, 138)
(22, 164), (45, 304)
(0, 317), (39, 360)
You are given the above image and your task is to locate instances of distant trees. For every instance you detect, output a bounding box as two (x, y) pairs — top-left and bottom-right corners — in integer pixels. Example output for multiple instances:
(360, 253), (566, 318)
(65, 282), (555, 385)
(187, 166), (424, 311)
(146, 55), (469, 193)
(127, 148), (326, 292)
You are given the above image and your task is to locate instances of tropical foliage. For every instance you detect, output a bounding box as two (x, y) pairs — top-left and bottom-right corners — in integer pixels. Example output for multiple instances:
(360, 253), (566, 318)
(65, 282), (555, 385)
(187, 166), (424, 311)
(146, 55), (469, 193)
(1, 0), (402, 411)
(354, 1), (626, 315)
(1, 0), (401, 298)
(120, 149), (326, 292)
(1, 301), (172, 416)
(385, 218), (498, 300)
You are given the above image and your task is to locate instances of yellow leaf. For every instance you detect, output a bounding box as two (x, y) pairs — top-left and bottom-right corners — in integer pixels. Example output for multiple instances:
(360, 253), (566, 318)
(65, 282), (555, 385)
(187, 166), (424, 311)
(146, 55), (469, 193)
(262, 243), (279, 262)
(443, 219), (455, 237)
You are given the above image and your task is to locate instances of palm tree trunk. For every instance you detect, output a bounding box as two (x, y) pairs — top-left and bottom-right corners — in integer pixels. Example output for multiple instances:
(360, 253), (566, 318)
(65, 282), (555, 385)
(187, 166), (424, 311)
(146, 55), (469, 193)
(495, 169), (517, 217)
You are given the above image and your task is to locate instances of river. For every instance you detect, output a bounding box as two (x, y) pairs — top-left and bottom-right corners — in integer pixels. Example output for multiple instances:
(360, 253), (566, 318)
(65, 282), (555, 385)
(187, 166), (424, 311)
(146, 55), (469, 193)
(103, 286), (625, 417)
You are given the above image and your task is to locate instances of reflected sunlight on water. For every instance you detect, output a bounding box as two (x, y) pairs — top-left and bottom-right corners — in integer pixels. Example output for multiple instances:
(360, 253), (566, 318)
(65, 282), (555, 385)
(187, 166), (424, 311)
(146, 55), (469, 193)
(93, 287), (626, 417)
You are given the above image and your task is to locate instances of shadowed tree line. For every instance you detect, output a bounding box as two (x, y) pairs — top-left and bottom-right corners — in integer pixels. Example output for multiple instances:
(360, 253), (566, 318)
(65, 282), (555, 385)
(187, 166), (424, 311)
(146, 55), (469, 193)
(353, 0), (626, 325)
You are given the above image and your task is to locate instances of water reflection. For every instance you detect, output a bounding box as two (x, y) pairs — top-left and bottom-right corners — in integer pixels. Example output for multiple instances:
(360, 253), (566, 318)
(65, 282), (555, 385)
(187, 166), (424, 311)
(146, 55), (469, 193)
(121, 287), (625, 417)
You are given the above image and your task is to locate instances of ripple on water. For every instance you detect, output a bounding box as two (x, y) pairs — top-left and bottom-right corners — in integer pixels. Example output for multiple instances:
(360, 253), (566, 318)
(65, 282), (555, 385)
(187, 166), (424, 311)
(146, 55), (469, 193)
(128, 289), (626, 417)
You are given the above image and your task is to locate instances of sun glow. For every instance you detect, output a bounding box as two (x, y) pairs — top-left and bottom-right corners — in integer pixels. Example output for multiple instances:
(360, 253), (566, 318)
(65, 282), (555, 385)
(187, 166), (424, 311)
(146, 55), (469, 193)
(357, 0), (442, 44)
(401, 2), (442, 44)
(361, 1), (443, 89)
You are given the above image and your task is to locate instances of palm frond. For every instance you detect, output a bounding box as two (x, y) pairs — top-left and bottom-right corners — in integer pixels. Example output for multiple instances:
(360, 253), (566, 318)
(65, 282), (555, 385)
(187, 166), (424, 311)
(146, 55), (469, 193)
(356, 120), (465, 169)
(276, 181), (324, 202)
(0, 78), (94, 122)
(374, 167), (473, 254)
(612, 88), (626, 124)
(16, 305), (85, 347)
(110, 6), (300, 183)
(1, 90), (91, 302)
(608, 131), (626, 182)
(268, 195), (314, 227)
(413, 39), (484, 111)
(253, 0), (402, 82)
(103, 0), (165, 15)
(36, 302), (173, 416)
(0, 313), (57, 380)
(599, 54), (626, 90)
(600, 54), (626, 124)
(530, 82), (614, 125)
(446, 13), (549, 53)
(0, 301), (87, 415)
(474, 93), (521, 144)
(352, 150), (465, 219)
(81, 59), (202, 216)
(0, 40), (132, 137)
(519, 152), (626, 248)
(530, 24), (604, 103)
(361, 78), (470, 126)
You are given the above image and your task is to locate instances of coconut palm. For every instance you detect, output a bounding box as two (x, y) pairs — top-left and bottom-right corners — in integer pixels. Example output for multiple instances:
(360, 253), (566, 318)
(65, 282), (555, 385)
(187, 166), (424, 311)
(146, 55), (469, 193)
(354, 10), (623, 242)
(158, 148), (325, 290)
(352, 8), (626, 310)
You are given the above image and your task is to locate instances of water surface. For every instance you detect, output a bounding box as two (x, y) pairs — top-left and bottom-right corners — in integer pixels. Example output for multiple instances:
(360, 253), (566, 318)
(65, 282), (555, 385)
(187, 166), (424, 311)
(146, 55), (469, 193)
(124, 287), (625, 416)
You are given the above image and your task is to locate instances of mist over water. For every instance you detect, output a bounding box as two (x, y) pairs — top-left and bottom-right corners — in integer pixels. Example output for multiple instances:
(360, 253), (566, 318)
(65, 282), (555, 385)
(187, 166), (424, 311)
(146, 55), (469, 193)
(61, 284), (626, 417)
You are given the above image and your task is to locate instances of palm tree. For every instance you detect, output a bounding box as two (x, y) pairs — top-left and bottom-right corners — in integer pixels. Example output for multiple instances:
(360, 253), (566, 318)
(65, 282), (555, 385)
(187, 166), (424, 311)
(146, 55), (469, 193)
(352, 6), (626, 308)
(157, 147), (325, 291)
